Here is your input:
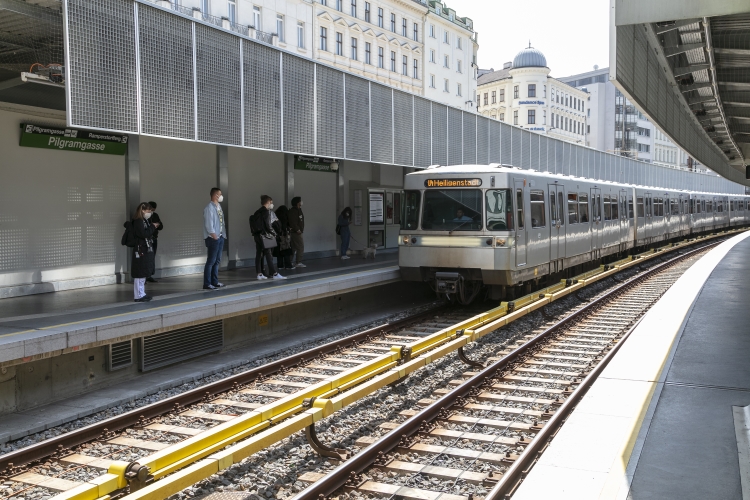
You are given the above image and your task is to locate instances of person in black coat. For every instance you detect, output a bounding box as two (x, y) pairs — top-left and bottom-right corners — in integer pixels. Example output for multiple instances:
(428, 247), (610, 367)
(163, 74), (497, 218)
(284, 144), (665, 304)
(130, 202), (159, 302)
(252, 195), (286, 280)
(273, 205), (294, 270)
(146, 201), (163, 283)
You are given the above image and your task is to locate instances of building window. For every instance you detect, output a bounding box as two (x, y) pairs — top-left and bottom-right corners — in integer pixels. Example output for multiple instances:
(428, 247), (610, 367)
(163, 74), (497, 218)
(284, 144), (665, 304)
(378, 46), (384, 68)
(457, 83), (462, 96)
(587, 125), (590, 134)
(390, 50), (396, 71)
(227, 0), (236, 24)
(491, 91), (496, 104)
(335, 0), (342, 11)
(528, 109), (536, 124)
(499, 89), (505, 102)
(402, 18), (407, 37)
(499, 113), (505, 121)
(350, 0), (356, 17)
(457, 37), (462, 49)
(444, 79), (449, 92)
(457, 60), (462, 73)
(543, 85), (546, 98)
(513, 85), (519, 99)
(365, 42), (371, 64)
(443, 31), (449, 44)
(556, 91), (559, 103)
(429, 24), (435, 38)
(430, 74), (436, 88)
(413, 59), (418, 79)
(320, 27), (327, 51)
(556, 114), (559, 128)
(201, 0), (209, 14)
(444, 55), (449, 68)
(253, 5), (261, 30)
(336, 32), (343, 55)
(276, 14), (284, 43)
(528, 84), (536, 98)
(378, 7), (383, 27)
(351, 37), (358, 60)
(413, 23), (418, 41)
(297, 22), (305, 48)
(390, 13), (396, 32)
(364, 2), (370, 22)
(483, 93), (488, 105)
(513, 110), (518, 125)
(402, 55), (408, 75)
(430, 49), (435, 63)
(543, 110), (546, 125)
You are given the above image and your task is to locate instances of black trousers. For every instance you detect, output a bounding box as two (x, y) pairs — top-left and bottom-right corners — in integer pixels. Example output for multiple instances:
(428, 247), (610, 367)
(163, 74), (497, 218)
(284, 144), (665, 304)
(255, 238), (277, 276)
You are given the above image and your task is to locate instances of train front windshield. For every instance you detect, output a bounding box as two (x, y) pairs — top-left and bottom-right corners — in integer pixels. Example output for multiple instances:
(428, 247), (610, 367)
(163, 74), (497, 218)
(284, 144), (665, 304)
(422, 189), (483, 231)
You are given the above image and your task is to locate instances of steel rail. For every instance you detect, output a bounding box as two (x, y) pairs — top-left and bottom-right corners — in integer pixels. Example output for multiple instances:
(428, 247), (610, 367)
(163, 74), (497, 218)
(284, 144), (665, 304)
(0, 306), (444, 474)
(291, 239), (721, 500)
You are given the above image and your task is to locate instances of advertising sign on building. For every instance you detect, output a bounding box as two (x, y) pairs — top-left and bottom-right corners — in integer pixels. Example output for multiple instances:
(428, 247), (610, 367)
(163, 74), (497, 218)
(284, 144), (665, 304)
(19, 123), (128, 155)
(294, 155), (338, 173)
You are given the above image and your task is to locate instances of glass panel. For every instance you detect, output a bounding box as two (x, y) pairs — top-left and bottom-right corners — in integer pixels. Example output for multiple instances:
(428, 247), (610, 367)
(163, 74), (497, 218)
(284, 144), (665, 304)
(485, 189), (513, 231)
(567, 193), (579, 224)
(422, 189), (482, 231)
(530, 190), (546, 228)
(579, 194), (589, 223)
(604, 195), (612, 221)
(611, 196), (619, 220)
(558, 191), (565, 225)
(637, 197), (644, 217)
(393, 193), (401, 225)
(628, 197), (634, 219)
(401, 190), (420, 229)
(550, 191), (557, 222)
(516, 189), (525, 229)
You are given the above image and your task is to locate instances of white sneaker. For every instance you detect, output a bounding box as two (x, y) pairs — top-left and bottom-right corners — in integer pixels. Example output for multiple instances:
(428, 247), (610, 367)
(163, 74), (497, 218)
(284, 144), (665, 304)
(295, 263), (307, 268)
(272, 273), (287, 280)
(257, 274), (268, 280)
(341, 255), (350, 260)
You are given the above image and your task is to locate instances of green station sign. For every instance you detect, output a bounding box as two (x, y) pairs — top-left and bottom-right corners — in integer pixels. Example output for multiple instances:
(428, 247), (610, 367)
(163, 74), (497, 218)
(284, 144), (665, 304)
(294, 155), (338, 173)
(19, 123), (128, 155)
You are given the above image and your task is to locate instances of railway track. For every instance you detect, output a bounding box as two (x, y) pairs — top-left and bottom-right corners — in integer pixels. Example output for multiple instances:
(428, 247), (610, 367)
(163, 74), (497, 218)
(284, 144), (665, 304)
(291, 239), (720, 500)
(0, 230), (741, 500)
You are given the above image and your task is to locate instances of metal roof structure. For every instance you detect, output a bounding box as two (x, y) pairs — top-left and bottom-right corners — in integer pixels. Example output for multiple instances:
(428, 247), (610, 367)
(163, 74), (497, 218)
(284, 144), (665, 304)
(512, 46), (548, 69)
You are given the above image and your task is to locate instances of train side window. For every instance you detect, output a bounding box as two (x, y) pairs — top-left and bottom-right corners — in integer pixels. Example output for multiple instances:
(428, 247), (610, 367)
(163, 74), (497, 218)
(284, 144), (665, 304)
(672, 199), (679, 216)
(579, 193), (589, 223)
(612, 196), (619, 220)
(603, 195), (612, 221)
(516, 189), (525, 229)
(530, 190), (546, 228)
(402, 191), (421, 229)
(593, 194), (601, 221)
(636, 197), (644, 217)
(557, 193), (565, 225)
(485, 189), (513, 231)
(550, 192), (557, 223)
(628, 197), (634, 219)
(568, 193), (579, 224)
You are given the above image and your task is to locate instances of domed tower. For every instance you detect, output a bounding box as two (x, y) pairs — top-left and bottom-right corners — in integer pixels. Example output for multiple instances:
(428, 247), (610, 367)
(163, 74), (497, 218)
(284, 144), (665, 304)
(509, 44), (551, 132)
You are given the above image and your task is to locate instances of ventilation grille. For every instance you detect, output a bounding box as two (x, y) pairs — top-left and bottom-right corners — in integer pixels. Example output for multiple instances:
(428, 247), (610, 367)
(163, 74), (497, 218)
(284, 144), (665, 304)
(140, 320), (223, 371)
(107, 340), (133, 371)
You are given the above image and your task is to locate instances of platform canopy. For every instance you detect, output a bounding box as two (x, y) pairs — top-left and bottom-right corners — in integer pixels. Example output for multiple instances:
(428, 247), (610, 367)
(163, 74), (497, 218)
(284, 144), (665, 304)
(610, 0), (750, 185)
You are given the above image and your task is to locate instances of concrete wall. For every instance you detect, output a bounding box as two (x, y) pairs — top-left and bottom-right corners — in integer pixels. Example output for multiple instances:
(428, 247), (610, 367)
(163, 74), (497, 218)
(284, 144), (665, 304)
(0, 107), (126, 297)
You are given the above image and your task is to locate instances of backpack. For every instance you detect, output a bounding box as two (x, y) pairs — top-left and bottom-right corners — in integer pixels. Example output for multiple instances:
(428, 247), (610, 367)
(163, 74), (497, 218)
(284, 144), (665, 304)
(121, 220), (138, 248)
(249, 210), (265, 236)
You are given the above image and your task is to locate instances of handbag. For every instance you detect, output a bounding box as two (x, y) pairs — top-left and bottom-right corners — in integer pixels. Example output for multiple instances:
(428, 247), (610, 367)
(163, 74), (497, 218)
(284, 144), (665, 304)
(279, 229), (292, 251)
(261, 233), (278, 249)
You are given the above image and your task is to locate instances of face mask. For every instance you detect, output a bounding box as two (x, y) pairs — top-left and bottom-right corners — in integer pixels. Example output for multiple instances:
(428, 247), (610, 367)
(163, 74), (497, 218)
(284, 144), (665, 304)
(143, 212), (152, 220)
(300, 201), (304, 207)
(269, 203), (274, 210)
(217, 195), (224, 203)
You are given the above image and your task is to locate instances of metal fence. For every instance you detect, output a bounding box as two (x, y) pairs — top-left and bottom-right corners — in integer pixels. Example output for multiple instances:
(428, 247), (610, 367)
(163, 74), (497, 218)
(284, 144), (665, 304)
(63, 0), (745, 194)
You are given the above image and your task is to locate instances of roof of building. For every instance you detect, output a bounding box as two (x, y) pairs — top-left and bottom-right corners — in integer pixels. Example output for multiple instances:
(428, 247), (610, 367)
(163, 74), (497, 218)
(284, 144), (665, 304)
(513, 46), (548, 68)
(477, 67), (512, 86)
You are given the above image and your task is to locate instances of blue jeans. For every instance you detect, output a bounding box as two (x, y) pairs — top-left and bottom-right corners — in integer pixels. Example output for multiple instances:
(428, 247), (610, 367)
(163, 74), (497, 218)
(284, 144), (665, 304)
(340, 229), (351, 257)
(204, 236), (224, 287)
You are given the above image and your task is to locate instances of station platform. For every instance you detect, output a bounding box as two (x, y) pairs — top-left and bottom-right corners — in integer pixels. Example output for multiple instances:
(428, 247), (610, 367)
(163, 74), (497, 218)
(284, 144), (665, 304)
(0, 252), (399, 365)
(513, 230), (750, 500)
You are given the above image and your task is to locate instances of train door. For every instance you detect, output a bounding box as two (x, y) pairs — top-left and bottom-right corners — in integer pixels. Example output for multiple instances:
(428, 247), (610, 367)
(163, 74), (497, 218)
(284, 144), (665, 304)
(590, 188), (602, 251)
(548, 184), (565, 265)
(514, 180), (527, 267)
(619, 190), (628, 245)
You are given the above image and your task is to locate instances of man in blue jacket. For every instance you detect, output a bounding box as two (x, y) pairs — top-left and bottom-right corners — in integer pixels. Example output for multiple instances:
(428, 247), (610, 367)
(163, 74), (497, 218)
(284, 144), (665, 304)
(203, 187), (226, 290)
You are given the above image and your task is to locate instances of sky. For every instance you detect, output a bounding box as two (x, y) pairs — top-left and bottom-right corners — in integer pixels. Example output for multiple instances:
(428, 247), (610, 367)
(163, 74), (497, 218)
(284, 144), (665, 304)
(457, 0), (611, 78)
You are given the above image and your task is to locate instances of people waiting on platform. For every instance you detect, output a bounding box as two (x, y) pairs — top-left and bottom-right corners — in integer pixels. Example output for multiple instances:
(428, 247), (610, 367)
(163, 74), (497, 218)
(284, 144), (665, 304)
(274, 205), (294, 270)
(251, 195), (286, 280)
(338, 207), (352, 260)
(146, 201), (163, 283)
(203, 187), (226, 290)
(130, 202), (159, 302)
(288, 197), (306, 268)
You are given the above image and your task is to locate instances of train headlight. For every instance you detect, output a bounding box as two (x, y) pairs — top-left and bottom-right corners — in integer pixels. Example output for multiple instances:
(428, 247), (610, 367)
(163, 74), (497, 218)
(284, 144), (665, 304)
(495, 238), (506, 247)
(402, 236), (410, 245)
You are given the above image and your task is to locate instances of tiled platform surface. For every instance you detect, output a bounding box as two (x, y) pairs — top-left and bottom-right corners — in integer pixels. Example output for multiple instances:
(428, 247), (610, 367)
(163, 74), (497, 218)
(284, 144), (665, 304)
(0, 253), (400, 365)
(513, 231), (750, 500)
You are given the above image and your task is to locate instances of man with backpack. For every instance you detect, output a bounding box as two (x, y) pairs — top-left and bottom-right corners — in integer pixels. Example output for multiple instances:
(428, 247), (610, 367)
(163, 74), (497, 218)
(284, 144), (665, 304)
(250, 195), (286, 280)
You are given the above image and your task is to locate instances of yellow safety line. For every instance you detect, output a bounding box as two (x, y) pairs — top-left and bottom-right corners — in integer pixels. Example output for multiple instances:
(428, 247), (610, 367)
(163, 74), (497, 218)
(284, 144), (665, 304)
(0, 266), (400, 339)
(44, 229), (743, 500)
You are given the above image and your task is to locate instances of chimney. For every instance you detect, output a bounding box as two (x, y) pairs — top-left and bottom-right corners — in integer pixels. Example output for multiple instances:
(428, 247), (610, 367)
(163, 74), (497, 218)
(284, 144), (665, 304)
(503, 61), (512, 69)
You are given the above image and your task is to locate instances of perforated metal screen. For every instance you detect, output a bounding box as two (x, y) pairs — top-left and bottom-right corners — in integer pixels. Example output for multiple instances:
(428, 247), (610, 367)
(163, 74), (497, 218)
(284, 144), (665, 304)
(393, 91), (413, 166)
(371, 84), (393, 164)
(345, 75), (370, 162)
(244, 41), (280, 150)
(316, 65), (343, 159)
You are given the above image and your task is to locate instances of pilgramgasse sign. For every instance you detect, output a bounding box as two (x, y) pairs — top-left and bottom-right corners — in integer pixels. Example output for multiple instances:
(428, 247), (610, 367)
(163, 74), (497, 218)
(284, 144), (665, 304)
(19, 123), (128, 155)
(424, 178), (482, 188)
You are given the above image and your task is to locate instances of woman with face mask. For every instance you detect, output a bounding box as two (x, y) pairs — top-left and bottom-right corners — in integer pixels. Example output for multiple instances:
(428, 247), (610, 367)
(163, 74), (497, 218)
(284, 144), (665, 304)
(252, 195), (286, 280)
(130, 202), (159, 302)
(338, 207), (353, 260)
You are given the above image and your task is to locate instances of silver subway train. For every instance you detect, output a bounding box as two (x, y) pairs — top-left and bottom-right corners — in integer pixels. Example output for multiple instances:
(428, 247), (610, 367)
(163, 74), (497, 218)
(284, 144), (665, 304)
(398, 164), (750, 303)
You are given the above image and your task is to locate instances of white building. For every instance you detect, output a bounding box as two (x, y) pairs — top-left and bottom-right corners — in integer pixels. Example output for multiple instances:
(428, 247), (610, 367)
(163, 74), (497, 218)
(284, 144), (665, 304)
(422, 1), (479, 110)
(476, 46), (588, 145)
(559, 67), (705, 171)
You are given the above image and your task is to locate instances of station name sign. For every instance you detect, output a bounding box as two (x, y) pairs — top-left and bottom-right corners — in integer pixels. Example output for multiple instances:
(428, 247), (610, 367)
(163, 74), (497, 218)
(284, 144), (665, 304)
(294, 155), (337, 173)
(424, 178), (482, 188)
(19, 123), (128, 155)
